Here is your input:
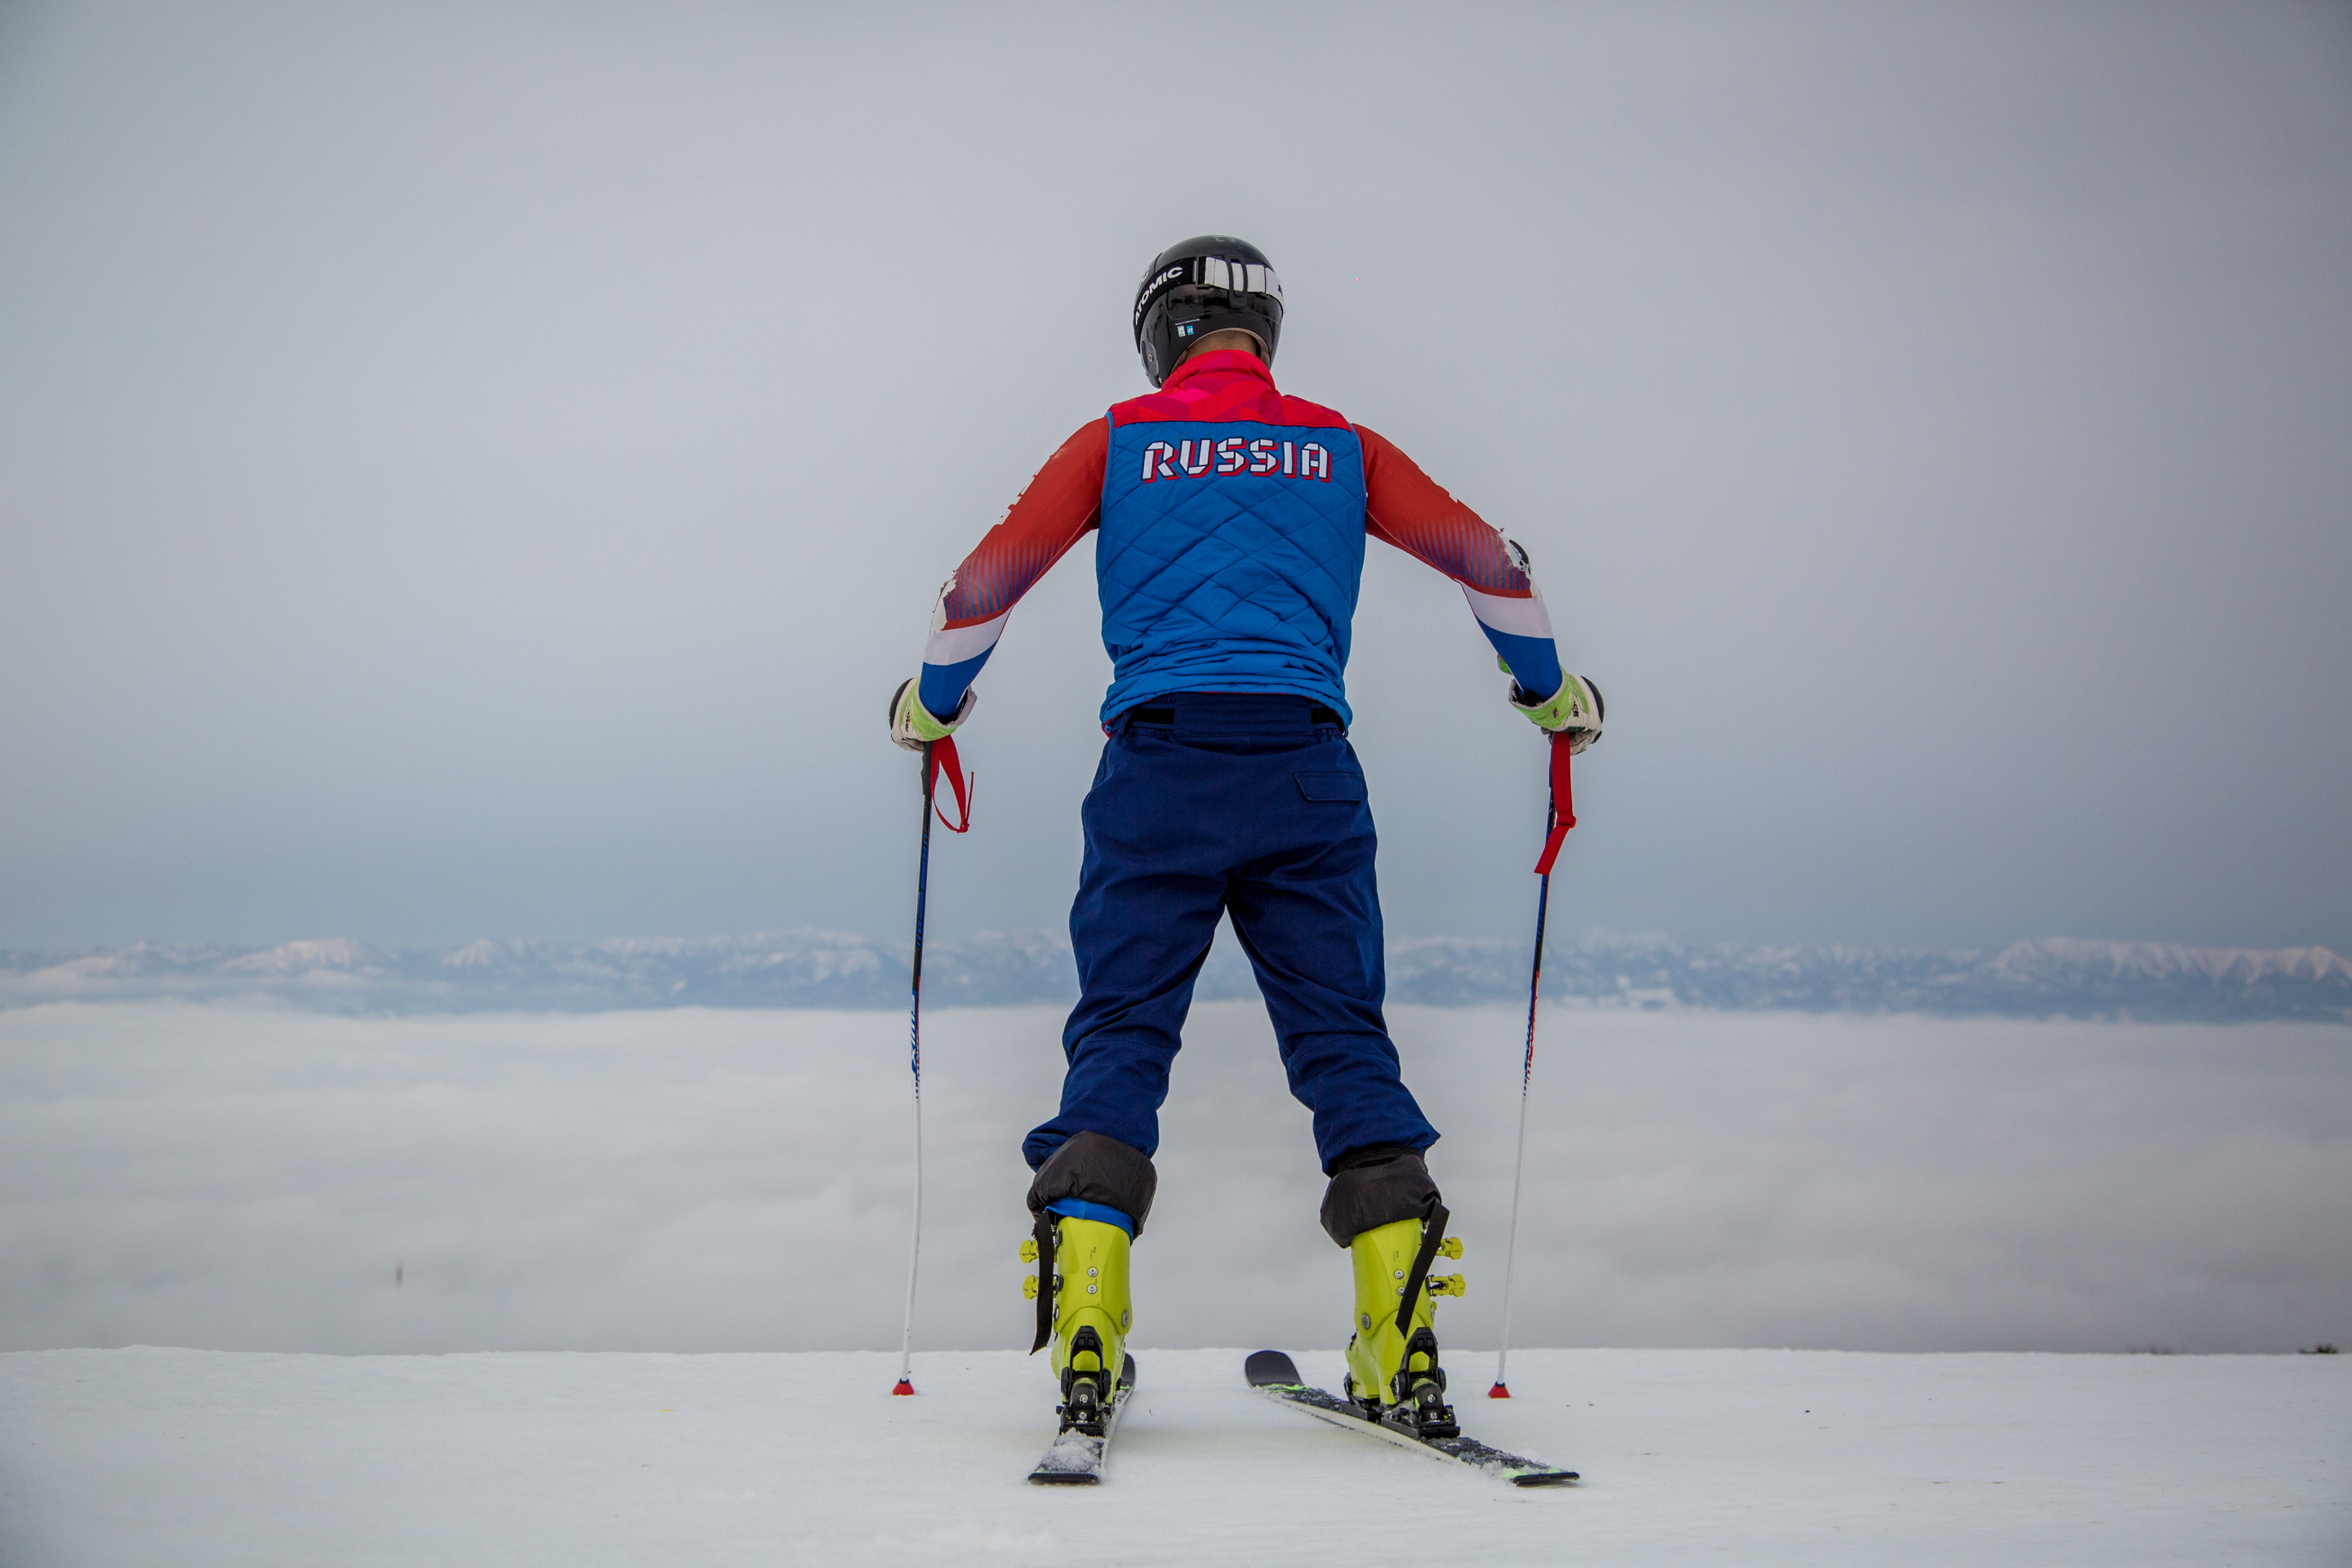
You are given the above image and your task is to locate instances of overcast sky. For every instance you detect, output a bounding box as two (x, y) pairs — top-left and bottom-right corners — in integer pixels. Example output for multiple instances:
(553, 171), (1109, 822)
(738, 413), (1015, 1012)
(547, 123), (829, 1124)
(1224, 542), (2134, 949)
(2, 2), (2347, 953)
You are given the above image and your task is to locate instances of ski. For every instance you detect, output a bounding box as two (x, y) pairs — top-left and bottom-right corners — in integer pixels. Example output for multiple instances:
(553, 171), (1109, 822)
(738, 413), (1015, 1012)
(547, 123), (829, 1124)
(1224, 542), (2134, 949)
(1244, 1350), (1576, 1487)
(1027, 1353), (1138, 1485)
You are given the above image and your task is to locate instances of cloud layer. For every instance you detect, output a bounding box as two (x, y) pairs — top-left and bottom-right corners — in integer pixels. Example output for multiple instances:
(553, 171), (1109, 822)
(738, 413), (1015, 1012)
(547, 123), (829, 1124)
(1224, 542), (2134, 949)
(4, 1002), (2343, 1356)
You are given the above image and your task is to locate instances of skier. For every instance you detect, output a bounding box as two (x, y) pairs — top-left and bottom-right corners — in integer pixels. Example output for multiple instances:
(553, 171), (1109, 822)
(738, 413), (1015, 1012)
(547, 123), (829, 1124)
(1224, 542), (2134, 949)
(887, 236), (1602, 1441)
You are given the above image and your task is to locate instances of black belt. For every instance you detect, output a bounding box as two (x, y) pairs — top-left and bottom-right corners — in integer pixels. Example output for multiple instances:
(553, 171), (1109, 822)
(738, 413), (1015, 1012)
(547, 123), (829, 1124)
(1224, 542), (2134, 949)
(1125, 702), (1344, 729)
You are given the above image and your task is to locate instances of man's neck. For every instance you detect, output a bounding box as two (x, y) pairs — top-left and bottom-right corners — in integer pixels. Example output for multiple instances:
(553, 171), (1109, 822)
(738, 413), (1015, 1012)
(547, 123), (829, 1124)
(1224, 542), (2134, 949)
(1183, 328), (1264, 362)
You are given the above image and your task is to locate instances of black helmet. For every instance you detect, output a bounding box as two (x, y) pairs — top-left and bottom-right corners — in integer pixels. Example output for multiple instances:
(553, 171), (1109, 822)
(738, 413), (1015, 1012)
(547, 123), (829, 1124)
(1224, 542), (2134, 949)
(1132, 235), (1285, 388)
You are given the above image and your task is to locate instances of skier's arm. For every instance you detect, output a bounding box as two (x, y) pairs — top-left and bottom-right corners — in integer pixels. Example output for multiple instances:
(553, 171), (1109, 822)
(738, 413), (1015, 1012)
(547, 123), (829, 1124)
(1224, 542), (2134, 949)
(915, 420), (1108, 719)
(1356, 424), (1566, 700)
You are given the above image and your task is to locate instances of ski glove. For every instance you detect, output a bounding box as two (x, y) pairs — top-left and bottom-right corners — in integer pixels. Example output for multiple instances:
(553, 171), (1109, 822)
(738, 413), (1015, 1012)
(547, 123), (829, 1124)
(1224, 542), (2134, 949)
(889, 678), (976, 753)
(1503, 662), (1604, 754)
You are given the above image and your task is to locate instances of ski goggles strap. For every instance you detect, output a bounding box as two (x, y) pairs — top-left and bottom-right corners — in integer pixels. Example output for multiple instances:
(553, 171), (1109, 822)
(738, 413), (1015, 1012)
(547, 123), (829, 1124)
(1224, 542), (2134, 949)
(1532, 733), (1576, 875)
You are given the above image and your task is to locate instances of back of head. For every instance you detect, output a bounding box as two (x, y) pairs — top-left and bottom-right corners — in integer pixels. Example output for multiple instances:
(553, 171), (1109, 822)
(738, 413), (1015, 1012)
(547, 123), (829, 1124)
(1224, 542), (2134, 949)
(1131, 235), (1285, 387)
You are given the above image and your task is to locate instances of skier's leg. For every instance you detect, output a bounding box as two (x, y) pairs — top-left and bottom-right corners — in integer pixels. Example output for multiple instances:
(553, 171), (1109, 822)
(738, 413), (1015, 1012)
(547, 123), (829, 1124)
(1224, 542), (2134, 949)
(1221, 742), (1437, 1173)
(1023, 729), (1233, 1174)
(1021, 715), (1234, 1419)
(1222, 724), (1455, 1425)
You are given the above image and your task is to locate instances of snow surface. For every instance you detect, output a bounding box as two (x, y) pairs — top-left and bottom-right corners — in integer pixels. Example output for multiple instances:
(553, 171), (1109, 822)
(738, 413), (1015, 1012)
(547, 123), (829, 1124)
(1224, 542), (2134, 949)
(2, 1346), (2344, 1566)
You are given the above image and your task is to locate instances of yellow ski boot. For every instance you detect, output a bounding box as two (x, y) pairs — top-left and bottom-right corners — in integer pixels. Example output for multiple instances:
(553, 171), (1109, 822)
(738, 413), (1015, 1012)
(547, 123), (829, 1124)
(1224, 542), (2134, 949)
(1022, 1214), (1133, 1434)
(1342, 1211), (1465, 1437)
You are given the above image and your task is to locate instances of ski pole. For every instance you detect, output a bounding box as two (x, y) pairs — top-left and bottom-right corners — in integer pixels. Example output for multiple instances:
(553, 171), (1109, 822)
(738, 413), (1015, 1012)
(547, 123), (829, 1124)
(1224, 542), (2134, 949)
(893, 735), (972, 1397)
(1492, 732), (1575, 1399)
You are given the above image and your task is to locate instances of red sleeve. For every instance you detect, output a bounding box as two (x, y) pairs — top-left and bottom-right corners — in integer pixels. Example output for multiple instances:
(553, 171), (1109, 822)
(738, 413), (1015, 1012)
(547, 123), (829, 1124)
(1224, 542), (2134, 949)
(1356, 424), (1533, 595)
(938, 420), (1107, 629)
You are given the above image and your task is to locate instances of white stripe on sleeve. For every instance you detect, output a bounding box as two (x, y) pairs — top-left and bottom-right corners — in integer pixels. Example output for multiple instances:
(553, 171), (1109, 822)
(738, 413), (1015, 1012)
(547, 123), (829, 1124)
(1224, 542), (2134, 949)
(1461, 584), (1555, 640)
(924, 610), (1010, 666)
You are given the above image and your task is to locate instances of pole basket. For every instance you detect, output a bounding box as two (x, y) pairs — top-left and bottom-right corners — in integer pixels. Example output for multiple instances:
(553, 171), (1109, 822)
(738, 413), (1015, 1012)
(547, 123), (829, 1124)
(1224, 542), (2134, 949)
(1488, 1382), (1512, 1399)
(891, 1379), (915, 1396)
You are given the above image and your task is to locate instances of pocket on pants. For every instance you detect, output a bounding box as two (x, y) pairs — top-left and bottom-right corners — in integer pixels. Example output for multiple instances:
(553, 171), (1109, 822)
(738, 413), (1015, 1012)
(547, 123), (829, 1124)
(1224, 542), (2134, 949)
(1294, 772), (1366, 803)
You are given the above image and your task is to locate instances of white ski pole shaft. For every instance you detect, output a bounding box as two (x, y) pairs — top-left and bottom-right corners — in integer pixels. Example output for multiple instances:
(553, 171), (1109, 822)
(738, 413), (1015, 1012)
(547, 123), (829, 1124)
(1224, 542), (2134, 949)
(895, 1089), (922, 1389)
(1495, 1056), (1535, 1392)
(893, 746), (936, 1396)
(1494, 754), (1565, 1397)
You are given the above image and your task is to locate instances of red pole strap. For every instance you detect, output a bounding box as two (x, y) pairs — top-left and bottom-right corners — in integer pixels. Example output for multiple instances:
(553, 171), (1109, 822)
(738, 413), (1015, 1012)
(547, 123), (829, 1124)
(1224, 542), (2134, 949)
(928, 737), (973, 834)
(1531, 733), (1576, 875)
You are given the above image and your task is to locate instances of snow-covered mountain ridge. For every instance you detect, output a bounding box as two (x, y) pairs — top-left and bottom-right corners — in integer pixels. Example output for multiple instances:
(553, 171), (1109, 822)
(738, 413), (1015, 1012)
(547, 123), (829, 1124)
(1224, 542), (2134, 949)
(2, 931), (2345, 1022)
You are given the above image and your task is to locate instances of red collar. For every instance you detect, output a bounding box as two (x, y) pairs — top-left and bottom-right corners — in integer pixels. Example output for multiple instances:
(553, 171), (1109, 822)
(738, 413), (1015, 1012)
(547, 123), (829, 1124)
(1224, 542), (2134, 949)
(1160, 350), (1276, 395)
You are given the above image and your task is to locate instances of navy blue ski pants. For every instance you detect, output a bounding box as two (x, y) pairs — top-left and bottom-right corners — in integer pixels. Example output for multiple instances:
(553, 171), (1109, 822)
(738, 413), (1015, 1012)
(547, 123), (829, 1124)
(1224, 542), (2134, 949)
(1022, 693), (1440, 1179)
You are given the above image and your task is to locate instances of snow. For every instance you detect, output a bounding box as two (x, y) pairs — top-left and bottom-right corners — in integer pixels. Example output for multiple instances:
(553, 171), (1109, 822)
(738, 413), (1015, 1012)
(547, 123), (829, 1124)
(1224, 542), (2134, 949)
(2, 1346), (2345, 1565)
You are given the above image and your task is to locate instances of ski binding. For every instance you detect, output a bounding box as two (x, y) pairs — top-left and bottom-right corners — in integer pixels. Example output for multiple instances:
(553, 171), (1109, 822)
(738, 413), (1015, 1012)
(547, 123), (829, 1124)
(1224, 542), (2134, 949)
(1028, 1352), (1138, 1485)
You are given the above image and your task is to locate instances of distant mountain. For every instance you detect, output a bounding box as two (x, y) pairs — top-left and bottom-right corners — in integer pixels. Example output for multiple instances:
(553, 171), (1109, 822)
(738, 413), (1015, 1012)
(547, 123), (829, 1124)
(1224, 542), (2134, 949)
(3, 931), (2345, 1022)
(1397, 933), (2352, 1022)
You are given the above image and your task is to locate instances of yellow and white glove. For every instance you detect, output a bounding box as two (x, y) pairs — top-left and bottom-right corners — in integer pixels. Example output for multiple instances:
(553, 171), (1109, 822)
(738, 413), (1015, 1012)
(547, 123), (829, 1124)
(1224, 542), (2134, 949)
(1503, 662), (1605, 754)
(889, 679), (976, 753)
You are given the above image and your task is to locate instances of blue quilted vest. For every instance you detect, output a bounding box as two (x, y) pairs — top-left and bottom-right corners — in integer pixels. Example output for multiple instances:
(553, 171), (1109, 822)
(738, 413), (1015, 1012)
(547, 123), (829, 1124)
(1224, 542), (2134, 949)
(1096, 416), (1369, 724)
